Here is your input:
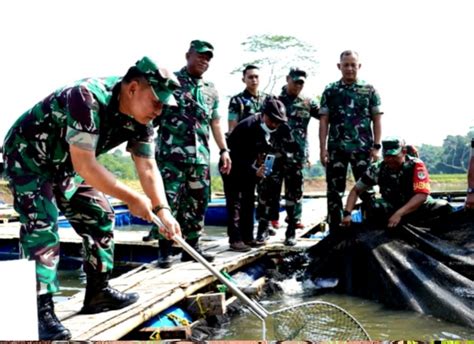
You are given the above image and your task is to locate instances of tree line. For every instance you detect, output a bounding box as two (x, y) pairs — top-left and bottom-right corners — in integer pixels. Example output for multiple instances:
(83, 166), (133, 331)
(97, 129), (473, 180)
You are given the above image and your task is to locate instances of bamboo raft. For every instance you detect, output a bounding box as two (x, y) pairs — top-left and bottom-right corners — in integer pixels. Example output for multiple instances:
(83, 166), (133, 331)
(0, 198), (327, 340)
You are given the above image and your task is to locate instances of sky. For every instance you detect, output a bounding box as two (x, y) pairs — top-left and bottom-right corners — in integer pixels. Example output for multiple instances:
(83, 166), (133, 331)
(1, 0), (473, 162)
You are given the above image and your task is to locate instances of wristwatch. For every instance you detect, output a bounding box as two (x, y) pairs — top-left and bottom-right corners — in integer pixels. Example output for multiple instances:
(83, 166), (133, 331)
(343, 210), (351, 217)
(219, 148), (230, 155)
(373, 143), (382, 150)
(468, 187), (474, 194)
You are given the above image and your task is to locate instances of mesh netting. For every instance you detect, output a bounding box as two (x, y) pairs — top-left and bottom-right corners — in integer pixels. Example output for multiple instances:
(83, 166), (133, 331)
(269, 301), (371, 340)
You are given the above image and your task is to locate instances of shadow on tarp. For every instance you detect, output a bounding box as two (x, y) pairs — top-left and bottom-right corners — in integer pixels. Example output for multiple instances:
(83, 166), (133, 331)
(304, 210), (474, 328)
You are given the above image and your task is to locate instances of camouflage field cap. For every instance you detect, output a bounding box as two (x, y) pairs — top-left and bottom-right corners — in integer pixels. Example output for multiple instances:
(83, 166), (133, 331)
(382, 136), (406, 156)
(289, 68), (307, 82)
(189, 40), (214, 57)
(263, 97), (287, 123)
(135, 56), (180, 106)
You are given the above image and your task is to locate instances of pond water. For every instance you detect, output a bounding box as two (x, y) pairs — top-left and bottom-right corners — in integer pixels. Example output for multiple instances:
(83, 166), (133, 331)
(53, 223), (474, 341)
(211, 277), (474, 341)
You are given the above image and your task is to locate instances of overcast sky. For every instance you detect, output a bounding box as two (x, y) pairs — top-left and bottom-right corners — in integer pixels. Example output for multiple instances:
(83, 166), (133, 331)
(1, 0), (473, 161)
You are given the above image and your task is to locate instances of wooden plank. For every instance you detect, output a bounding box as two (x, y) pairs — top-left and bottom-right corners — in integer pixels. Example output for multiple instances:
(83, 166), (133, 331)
(1, 198), (328, 340)
(186, 292), (226, 317)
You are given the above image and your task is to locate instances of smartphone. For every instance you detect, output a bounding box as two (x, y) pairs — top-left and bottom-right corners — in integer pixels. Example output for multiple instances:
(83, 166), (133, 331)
(264, 154), (275, 176)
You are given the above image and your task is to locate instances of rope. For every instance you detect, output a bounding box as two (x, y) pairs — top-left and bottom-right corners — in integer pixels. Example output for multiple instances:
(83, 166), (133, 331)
(148, 311), (191, 340)
(194, 294), (208, 318)
(167, 312), (191, 326)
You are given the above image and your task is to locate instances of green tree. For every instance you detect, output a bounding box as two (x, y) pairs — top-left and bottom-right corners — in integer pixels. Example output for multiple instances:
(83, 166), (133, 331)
(97, 149), (137, 180)
(233, 34), (319, 93)
(438, 135), (470, 173)
(418, 144), (443, 173)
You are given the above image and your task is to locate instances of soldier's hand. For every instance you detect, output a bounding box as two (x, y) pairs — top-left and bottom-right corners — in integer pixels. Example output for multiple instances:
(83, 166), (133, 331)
(340, 215), (352, 227)
(127, 194), (153, 221)
(157, 209), (181, 240)
(320, 149), (328, 167)
(465, 193), (474, 210)
(371, 148), (381, 162)
(220, 152), (232, 175)
(387, 212), (402, 228)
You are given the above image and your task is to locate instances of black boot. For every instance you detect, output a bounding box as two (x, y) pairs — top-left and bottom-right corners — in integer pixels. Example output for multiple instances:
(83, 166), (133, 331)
(256, 220), (269, 245)
(38, 294), (72, 340)
(181, 237), (215, 262)
(284, 224), (297, 246)
(80, 271), (139, 314)
(158, 239), (173, 268)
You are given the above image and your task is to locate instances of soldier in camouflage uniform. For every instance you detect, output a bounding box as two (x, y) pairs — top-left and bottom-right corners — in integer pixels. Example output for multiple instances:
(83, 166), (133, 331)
(258, 68), (319, 246)
(148, 40), (231, 268)
(2, 57), (181, 340)
(227, 64), (272, 133)
(319, 50), (383, 232)
(341, 137), (452, 228)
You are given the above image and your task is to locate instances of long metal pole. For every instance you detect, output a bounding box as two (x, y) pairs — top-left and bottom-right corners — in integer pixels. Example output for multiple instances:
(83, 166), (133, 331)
(152, 214), (268, 319)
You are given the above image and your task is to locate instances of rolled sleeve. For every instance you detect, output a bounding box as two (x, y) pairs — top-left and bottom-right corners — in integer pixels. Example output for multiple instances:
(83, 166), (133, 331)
(126, 140), (155, 159)
(66, 127), (98, 151)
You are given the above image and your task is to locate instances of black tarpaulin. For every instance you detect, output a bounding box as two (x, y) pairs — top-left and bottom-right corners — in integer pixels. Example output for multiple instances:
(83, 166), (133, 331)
(305, 210), (474, 328)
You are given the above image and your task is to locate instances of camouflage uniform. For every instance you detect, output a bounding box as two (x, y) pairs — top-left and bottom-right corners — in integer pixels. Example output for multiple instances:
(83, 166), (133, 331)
(3, 76), (156, 294)
(257, 87), (319, 226)
(357, 156), (451, 224)
(319, 79), (382, 229)
(275, 86), (319, 225)
(152, 67), (219, 240)
(228, 89), (271, 124)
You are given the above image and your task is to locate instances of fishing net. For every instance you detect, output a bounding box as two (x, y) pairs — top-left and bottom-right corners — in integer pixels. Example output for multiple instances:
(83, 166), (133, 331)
(269, 301), (371, 340)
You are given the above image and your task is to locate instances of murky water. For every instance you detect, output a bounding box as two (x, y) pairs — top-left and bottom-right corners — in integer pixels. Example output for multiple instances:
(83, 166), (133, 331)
(53, 224), (474, 340)
(212, 277), (474, 340)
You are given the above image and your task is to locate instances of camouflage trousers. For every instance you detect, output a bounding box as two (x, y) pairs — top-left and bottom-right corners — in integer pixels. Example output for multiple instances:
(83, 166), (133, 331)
(366, 197), (453, 226)
(7, 174), (114, 295)
(257, 163), (304, 225)
(326, 149), (372, 229)
(151, 161), (210, 240)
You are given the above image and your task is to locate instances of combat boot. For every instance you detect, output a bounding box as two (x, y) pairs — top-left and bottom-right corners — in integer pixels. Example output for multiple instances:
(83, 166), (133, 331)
(181, 237), (215, 262)
(38, 294), (72, 340)
(256, 220), (270, 245)
(157, 239), (173, 268)
(80, 271), (139, 314)
(284, 224), (297, 246)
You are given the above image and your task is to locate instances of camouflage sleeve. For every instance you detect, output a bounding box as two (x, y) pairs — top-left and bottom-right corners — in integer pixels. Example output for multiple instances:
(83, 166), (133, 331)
(211, 88), (220, 120)
(126, 124), (156, 159)
(318, 88), (330, 116)
(65, 86), (100, 151)
(310, 98), (320, 119)
(370, 86), (383, 115)
(357, 162), (379, 191)
(228, 95), (243, 121)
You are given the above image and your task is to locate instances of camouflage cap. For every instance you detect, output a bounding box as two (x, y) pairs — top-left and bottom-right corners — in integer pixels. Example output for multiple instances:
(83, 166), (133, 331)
(289, 68), (307, 82)
(382, 136), (406, 156)
(189, 40), (214, 57)
(135, 56), (180, 106)
(263, 97), (287, 123)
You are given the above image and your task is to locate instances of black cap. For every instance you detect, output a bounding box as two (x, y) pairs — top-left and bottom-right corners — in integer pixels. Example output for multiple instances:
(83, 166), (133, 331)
(263, 97), (287, 123)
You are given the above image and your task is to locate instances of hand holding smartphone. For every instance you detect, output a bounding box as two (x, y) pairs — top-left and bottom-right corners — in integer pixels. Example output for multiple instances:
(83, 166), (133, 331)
(264, 154), (275, 176)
